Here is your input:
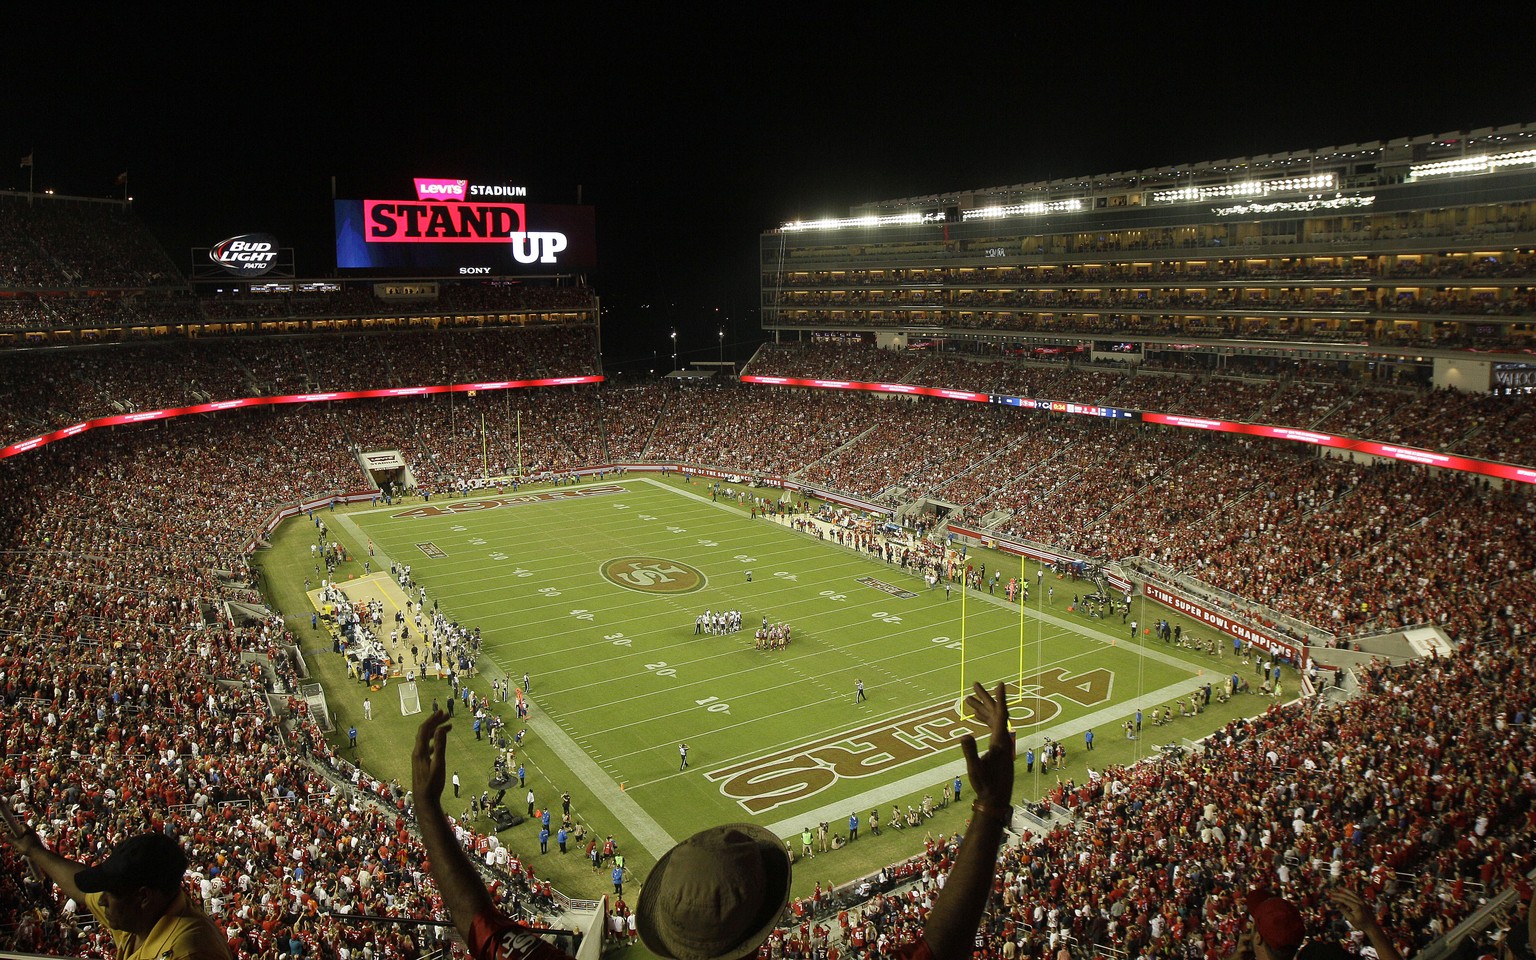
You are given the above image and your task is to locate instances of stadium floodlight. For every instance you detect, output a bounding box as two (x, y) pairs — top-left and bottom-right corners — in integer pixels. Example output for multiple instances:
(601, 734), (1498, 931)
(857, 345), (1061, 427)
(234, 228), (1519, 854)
(780, 212), (925, 232)
(961, 198), (1084, 221)
(1151, 173), (1335, 204)
(1410, 148), (1536, 179)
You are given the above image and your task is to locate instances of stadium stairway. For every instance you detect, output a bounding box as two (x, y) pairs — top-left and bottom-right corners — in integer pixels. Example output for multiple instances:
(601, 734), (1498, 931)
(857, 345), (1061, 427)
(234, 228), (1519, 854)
(1414, 866), (1536, 960)
(790, 420), (883, 483)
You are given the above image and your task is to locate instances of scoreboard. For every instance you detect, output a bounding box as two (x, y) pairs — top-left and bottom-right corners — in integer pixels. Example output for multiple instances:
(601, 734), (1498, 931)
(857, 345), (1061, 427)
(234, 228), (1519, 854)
(335, 176), (596, 276)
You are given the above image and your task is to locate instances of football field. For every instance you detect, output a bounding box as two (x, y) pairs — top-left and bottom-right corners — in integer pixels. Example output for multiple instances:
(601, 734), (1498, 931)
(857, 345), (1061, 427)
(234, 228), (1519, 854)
(343, 476), (1203, 856)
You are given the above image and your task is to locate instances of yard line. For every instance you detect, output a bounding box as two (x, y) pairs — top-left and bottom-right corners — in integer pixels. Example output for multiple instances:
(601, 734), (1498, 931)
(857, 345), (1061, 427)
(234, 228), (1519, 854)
(592, 639), (1134, 763)
(506, 673), (678, 858)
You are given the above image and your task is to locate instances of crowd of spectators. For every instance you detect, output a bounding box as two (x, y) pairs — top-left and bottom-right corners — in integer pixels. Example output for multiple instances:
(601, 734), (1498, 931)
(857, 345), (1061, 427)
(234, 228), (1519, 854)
(0, 287), (594, 335)
(5, 173), (1534, 960)
(657, 375), (1534, 645)
(765, 307), (1532, 351)
(745, 342), (1536, 467)
(641, 385), (884, 479)
(776, 287), (1536, 320)
(764, 253), (1536, 348)
(0, 326), (599, 446)
(200, 286), (594, 323)
(815, 643), (1535, 960)
(1, 335), (1531, 645)
(0, 194), (595, 346)
(0, 339), (1533, 960)
(796, 401), (1020, 504)
(5, 343), (1528, 648)
(770, 253), (1536, 292)
(343, 387), (608, 490)
(0, 319), (1523, 958)
(0, 409), (578, 960)
(0, 195), (181, 288)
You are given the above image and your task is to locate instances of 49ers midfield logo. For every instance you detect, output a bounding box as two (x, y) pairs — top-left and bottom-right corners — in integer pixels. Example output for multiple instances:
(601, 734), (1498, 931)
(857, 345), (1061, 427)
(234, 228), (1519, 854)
(707, 668), (1112, 814)
(600, 557), (706, 595)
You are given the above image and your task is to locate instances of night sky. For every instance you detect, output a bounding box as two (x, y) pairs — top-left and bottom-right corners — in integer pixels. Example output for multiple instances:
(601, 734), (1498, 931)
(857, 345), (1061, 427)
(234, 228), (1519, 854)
(8, 10), (1533, 372)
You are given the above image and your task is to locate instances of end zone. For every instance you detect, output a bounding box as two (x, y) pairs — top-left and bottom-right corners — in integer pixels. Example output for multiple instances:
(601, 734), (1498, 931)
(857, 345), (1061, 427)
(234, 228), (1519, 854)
(308, 572), (432, 678)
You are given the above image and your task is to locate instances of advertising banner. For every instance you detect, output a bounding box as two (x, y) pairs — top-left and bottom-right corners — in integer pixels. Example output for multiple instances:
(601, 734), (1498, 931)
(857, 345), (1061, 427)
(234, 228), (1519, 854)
(1141, 580), (1304, 665)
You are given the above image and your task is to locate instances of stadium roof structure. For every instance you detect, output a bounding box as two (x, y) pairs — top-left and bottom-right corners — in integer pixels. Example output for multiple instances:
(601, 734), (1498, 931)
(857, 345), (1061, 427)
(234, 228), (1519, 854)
(832, 121), (1536, 220)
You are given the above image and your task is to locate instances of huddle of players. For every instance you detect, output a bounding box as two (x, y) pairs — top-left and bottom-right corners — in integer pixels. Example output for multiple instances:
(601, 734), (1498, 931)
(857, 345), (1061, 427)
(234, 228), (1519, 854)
(689, 610), (795, 650)
(694, 609), (743, 635)
(754, 622), (792, 651)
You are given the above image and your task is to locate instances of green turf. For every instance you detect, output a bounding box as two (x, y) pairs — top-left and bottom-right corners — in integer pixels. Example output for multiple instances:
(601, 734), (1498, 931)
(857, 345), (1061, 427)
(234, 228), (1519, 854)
(256, 475), (1281, 902)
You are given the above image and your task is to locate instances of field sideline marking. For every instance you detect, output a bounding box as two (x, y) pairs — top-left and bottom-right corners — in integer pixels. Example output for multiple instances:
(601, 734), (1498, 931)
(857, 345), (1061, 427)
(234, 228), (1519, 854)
(485, 663), (680, 859)
(333, 512), (397, 582)
(343, 486), (684, 858)
(965, 582), (1206, 675)
(629, 474), (764, 514)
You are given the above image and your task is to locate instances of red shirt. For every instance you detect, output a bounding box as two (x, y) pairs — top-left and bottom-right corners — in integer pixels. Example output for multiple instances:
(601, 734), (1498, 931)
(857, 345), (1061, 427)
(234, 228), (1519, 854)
(469, 910), (572, 960)
(470, 909), (934, 960)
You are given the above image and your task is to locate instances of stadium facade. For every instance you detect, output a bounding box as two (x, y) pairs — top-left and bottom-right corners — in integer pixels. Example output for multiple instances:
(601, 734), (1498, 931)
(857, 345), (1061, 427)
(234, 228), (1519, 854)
(759, 122), (1536, 389)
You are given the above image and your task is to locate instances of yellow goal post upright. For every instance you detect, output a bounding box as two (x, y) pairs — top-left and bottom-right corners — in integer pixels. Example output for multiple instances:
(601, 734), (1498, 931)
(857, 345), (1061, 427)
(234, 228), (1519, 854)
(956, 547), (1031, 754)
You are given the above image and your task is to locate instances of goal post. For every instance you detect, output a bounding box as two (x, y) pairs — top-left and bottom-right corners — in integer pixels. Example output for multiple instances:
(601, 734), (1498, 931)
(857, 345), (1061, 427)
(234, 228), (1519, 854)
(399, 681), (422, 716)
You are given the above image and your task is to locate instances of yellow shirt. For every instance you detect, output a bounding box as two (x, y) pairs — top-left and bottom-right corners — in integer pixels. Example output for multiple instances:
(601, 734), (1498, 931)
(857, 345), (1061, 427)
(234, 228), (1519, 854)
(85, 890), (231, 960)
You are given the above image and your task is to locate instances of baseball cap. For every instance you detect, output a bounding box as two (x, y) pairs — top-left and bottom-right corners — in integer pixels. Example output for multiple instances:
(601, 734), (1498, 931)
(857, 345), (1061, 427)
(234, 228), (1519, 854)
(75, 833), (189, 894)
(637, 823), (790, 960)
(1246, 889), (1306, 951)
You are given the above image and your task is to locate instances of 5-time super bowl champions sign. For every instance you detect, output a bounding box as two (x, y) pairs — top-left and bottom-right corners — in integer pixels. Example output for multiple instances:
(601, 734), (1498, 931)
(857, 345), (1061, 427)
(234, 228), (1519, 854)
(334, 177), (596, 276)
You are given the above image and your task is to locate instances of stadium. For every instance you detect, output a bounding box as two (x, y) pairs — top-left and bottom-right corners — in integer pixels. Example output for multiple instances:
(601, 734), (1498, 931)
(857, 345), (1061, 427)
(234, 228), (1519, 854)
(1, 120), (1534, 960)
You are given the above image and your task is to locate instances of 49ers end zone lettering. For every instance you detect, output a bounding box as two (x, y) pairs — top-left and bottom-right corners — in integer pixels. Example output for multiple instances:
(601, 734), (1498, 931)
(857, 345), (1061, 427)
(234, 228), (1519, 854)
(707, 668), (1112, 814)
(390, 484), (626, 519)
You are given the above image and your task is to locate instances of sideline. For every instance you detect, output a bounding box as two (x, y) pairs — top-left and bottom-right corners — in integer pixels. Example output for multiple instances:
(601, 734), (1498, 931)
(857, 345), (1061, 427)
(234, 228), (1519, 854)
(336, 491), (678, 858)
(969, 582), (1205, 674)
(333, 511), (395, 576)
(483, 658), (680, 859)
